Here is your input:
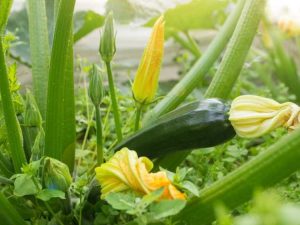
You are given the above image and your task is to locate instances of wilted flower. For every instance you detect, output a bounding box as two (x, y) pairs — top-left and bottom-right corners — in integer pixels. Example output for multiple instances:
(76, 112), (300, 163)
(95, 148), (186, 200)
(42, 157), (72, 192)
(132, 16), (165, 104)
(88, 64), (104, 106)
(229, 95), (300, 138)
(99, 12), (116, 63)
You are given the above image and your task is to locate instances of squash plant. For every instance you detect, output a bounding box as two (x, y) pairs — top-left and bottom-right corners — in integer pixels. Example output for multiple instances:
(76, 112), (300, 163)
(1, 0), (300, 224)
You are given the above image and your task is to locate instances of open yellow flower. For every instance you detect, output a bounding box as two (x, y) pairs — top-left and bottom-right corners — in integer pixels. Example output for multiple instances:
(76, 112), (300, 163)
(95, 148), (186, 200)
(229, 95), (300, 138)
(132, 16), (165, 104)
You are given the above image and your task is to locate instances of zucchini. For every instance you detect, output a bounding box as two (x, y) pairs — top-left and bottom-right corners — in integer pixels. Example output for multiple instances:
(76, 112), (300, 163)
(113, 99), (236, 158)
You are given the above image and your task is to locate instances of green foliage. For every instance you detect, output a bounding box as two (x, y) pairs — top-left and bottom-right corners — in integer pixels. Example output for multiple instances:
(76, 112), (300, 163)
(105, 189), (186, 224)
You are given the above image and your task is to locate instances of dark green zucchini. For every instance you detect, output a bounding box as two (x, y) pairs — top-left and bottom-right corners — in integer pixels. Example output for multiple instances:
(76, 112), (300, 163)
(113, 99), (236, 158)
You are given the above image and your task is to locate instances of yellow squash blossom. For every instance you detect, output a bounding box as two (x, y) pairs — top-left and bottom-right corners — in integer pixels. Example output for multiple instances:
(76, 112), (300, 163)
(132, 16), (165, 104)
(95, 148), (186, 200)
(229, 95), (300, 138)
(278, 16), (300, 37)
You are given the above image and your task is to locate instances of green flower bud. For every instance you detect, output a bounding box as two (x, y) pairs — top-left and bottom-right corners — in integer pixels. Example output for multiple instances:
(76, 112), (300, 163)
(88, 64), (104, 106)
(31, 129), (45, 161)
(99, 12), (116, 62)
(24, 91), (42, 127)
(42, 157), (72, 192)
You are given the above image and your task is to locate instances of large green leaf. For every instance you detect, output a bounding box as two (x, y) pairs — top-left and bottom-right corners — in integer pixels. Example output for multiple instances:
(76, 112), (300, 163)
(149, 0), (229, 31)
(107, 0), (228, 30)
(7, 5), (104, 65)
(74, 10), (105, 42)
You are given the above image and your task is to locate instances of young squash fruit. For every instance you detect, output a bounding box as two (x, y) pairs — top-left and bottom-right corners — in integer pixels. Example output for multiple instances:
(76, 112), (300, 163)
(113, 99), (235, 158)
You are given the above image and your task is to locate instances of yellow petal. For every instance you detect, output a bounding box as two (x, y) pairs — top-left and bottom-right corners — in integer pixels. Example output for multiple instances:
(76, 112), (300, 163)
(132, 16), (165, 104)
(95, 148), (185, 200)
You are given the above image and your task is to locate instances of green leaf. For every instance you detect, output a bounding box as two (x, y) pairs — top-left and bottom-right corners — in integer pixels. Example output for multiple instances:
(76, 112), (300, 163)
(0, 192), (26, 225)
(105, 192), (136, 211)
(36, 189), (65, 201)
(14, 174), (40, 196)
(140, 188), (164, 207)
(147, 0), (229, 32)
(181, 181), (200, 197)
(74, 10), (105, 42)
(149, 199), (186, 220)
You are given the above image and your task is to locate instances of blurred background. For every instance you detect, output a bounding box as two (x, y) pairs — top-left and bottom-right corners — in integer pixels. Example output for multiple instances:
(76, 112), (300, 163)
(9, 0), (300, 89)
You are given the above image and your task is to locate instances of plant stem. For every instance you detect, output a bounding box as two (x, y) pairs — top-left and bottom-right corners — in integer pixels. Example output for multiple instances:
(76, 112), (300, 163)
(95, 105), (103, 165)
(205, 0), (266, 98)
(176, 127), (300, 225)
(172, 32), (201, 57)
(44, 0), (76, 164)
(134, 104), (143, 131)
(105, 61), (123, 141)
(143, 0), (246, 124)
(0, 38), (26, 173)
(44, 201), (64, 225)
(26, 0), (50, 118)
(0, 175), (13, 185)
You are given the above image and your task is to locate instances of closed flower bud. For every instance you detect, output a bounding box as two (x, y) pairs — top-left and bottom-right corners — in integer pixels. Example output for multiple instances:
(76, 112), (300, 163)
(229, 95), (300, 138)
(95, 148), (186, 200)
(42, 157), (72, 192)
(99, 12), (116, 62)
(24, 91), (42, 127)
(132, 16), (165, 104)
(88, 64), (104, 106)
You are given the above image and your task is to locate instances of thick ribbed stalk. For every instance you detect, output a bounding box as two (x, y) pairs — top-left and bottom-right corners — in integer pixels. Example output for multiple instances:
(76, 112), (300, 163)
(26, 0), (50, 118)
(45, 0), (76, 164)
(105, 61), (123, 141)
(0, 192), (26, 225)
(205, 0), (266, 98)
(61, 31), (76, 171)
(175, 127), (300, 224)
(143, 0), (246, 123)
(95, 106), (103, 165)
(0, 39), (26, 173)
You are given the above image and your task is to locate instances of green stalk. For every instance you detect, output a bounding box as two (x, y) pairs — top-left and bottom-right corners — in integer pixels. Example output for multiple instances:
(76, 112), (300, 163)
(62, 30), (76, 171)
(0, 40), (26, 172)
(105, 61), (123, 141)
(143, 0), (246, 123)
(175, 127), (300, 225)
(134, 105), (142, 131)
(44, 0), (76, 165)
(205, 0), (266, 98)
(95, 106), (103, 165)
(0, 0), (12, 34)
(172, 32), (201, 57)
(26, 0), (50, 118)
(0, 192), (26, 225)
